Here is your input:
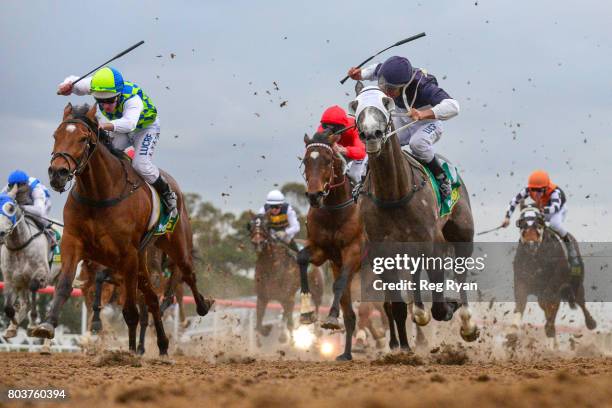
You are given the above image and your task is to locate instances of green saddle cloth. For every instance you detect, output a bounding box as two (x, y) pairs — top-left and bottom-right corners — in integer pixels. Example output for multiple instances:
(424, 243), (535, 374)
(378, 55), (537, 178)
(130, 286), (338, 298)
(154, 201), (179, 236)
(420, 158), (462, 217)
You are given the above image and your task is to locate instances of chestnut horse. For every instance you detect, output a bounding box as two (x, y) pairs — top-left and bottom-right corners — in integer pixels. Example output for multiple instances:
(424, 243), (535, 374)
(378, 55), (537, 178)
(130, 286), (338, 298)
(512, 205), (596, 348)
(349, 85), (479, 351)
(248, 213), (323, 344)
(32, 103), (212, 355)
(297, 130), (365, 360)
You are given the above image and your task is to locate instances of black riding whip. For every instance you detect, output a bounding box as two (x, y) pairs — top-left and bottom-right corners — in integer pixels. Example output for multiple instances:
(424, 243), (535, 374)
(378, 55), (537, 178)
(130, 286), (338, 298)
(340, 32), (426, 84)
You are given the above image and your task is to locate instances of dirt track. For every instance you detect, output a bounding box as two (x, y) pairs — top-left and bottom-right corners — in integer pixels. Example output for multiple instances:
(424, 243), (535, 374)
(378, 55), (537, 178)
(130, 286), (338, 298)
(1, 352), (612, 407)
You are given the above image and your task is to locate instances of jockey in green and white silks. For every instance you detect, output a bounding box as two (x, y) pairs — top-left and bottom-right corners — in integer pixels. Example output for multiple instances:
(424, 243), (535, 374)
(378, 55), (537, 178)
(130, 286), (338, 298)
(57, 66), (177, 213)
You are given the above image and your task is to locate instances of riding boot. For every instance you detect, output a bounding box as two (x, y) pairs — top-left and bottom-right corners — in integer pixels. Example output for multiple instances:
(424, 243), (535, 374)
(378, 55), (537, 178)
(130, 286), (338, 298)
(288, 239), (300, 252)
(563, 234), (583, 296)
(152, 174), (177, 214)
(425, 157), (452, 200)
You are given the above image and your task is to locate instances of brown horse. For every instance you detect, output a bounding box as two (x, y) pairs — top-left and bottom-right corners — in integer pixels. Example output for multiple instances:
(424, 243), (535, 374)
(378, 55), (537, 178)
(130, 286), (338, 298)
(248, 213), (323, 343)
(297, 130), (365, 360)
(32, 103), (212, 356)
(512, 205), (596, 347)
(348, 85), (479, 351)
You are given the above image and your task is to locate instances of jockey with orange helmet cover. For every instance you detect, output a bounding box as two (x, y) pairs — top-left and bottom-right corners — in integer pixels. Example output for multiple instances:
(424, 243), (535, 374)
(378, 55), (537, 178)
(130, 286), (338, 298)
(57, 67), (177, 213)
(317, 105), (366, 184)
(502, 170), (582, 275)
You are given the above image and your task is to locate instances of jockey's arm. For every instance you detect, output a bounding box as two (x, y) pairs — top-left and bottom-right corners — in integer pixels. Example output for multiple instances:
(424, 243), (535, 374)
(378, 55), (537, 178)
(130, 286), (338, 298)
(22, 186), (47, 218)
(284, 206), (300, 239)
(542, 189), (562, 215)
(110, 96), (143, 133)
(505, 188), (530, 219)
(342, 130), (366, 160)
(61, 75), (92, 96)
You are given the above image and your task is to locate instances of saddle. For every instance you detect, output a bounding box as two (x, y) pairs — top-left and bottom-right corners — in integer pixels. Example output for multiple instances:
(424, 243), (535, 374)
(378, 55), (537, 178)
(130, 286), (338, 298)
(360, 151), (462, 216)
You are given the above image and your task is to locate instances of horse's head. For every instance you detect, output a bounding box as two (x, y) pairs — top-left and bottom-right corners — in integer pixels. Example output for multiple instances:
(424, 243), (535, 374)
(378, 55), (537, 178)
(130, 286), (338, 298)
(302, 130), (343, 208)
(248, 213), (270, 253)
(48, 103), (100, 192)
(0, 187), (20, 244)
(348, 85), (395, 156)
(517, 205), (546, 252)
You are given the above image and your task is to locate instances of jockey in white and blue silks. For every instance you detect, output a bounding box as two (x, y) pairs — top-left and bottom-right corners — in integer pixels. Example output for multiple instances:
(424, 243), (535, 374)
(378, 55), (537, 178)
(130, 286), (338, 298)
(1, 170), (52, 223)
(258, 190), (300, 252)
(347, 56), (460, 199)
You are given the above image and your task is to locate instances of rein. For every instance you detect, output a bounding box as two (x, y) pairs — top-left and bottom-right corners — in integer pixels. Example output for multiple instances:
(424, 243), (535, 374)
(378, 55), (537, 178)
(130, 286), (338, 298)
(4, 215), (45, 251)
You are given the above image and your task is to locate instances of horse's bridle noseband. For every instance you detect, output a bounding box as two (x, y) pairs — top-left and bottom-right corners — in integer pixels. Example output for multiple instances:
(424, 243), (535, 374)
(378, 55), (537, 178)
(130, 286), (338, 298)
(50, 117), (99, 190)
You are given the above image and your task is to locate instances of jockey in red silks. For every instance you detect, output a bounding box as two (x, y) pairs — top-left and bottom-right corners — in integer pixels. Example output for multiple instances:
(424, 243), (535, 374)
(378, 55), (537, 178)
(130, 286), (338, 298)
(317, 105), (366, 184)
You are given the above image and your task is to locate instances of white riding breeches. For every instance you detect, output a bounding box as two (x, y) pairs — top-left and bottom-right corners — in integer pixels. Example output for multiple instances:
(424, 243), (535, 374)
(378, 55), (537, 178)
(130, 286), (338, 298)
(347, 157), (368, 184)
(110, 121), (161, 184)
(392, 108), (443, 163)
(546, 205), (567, 237)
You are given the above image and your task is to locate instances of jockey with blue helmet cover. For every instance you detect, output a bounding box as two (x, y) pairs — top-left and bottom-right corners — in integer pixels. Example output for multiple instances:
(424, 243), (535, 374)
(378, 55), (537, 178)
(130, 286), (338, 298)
(2, 170), (52, 222)
(57, 66), (177, 213)
(258, 190), (300, 252)
(347, 56), (460, 199)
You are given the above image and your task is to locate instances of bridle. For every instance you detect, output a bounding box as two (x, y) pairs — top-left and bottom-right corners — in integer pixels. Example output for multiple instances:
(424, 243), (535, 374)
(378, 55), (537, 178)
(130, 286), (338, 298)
(302, 142), (347, 199)
(50, 117), (99, 191)
(517, 207), (546, 244)
(250, 216), (271, 249)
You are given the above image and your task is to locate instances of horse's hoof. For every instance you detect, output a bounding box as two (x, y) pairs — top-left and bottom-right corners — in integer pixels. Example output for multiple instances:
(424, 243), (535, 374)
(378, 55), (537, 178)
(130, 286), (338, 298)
(4, 328), (17, 339)
(257, 324), (272, 337)
(299, 312), (317, 325)
(335, 353), (352, 361)
(461, 325), (480, 342)
(586, 318), (597, 331)
(31, 323), (55, 339)
(320, 316), (342, 330)
(375, 338), (386, 350)
(91, 320), (103, 334)
(278, 331), (289, 344)
(196, 297), (214, 316)
(136, 345), (146, 356)
(413, 308), (431, 326)
(39, 345), (52, 355)
(27, 327), (36, 337)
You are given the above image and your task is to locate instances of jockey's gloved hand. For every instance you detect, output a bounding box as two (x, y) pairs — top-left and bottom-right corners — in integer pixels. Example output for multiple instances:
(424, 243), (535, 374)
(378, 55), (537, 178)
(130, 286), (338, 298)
(502, 217), (510, 228)
(275, 230), (288, 242)
(347, 67), (362, 80)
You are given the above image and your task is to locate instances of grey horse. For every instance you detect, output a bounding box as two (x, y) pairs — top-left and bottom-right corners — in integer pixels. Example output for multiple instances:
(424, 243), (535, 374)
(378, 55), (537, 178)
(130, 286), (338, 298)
(0, 186), (56, 353)
(348, 84), (479, 349)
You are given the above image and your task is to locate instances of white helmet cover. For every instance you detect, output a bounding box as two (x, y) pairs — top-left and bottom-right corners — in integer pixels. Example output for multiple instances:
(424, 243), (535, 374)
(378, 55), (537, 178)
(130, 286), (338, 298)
(265, 190), (285, 205)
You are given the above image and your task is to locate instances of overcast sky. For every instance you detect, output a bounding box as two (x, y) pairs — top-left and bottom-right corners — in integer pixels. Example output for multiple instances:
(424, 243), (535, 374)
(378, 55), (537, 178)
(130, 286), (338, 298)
(1, 0), (611, 241)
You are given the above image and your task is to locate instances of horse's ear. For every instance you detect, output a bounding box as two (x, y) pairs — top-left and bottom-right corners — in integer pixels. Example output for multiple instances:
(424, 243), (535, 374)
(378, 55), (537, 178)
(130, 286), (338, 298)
(63, 102), (73, 120)
(355, 80), (364, 96)
(303, 133), (311, 145)
(86, 104), (97, 122)
(348, 100), (358, 116)
(7, 184), (17, 199)
(382, 96), (395, 112)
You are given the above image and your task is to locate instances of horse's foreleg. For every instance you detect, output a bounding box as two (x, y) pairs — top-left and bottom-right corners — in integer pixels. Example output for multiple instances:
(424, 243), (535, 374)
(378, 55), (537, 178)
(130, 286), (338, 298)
(513, 280), (528, 330)
(411, 268), (430, 326)
(121, 256), (140, 353)
(392, 301), (410, 351)
(576, 286), (597, 330)
(384, 302), (398, 349)
(31, 239), (82, 339)
(137, 261), (169, 356)
(541, 300), (560, 349)
(255, 296), (271, 337)
(321, 263), (347, 330)
(297, 246), (325, 324)
(91, 268), (109, 334)
(336, 285), (356, 361)
(137, 298), (148, 355)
